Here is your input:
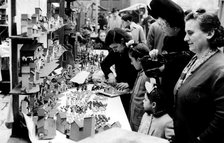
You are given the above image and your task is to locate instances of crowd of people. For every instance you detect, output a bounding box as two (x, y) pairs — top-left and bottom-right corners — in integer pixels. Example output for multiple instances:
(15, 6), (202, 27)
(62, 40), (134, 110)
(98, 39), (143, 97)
(76, 0), (224, 143)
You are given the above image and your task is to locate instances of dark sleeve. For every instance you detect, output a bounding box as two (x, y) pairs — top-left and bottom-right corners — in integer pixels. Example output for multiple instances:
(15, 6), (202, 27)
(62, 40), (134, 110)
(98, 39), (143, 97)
(100, 51), (116, 79)
(199, 67), (224, 142)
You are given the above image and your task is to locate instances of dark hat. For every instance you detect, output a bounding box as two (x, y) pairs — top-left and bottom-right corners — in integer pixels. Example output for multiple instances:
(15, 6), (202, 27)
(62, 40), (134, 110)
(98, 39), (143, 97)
(149, 0), (185, 28)
(111, 8), (118, 13)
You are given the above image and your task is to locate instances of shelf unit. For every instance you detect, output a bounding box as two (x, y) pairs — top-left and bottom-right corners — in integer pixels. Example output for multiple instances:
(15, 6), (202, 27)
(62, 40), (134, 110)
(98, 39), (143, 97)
(9, 0), (68, 89)
(8, 0), (66, 138)
(8, 1), (80, 142)
(0, 0), (7, 25)
(0, 1), (9, 93)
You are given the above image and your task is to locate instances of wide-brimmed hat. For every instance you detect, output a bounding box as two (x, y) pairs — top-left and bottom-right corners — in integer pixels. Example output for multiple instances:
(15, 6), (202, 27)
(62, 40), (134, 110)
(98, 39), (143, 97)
(148, 0), (185, 28)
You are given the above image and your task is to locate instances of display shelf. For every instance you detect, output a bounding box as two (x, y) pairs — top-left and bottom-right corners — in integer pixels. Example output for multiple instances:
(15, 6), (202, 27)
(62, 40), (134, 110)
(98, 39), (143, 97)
(8, 0), (78, 141)
(9, 35), (35, 40)
(0, 24), (7, 26)
(10, 32), (47, 40)
(9, 0), (67, 88)
(10, 84), (40, 95)
(10, 84), (40, 120)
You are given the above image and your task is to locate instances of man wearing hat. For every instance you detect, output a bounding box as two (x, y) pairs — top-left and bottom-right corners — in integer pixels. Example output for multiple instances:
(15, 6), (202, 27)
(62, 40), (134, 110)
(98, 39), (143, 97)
(107, 8), (122, 30)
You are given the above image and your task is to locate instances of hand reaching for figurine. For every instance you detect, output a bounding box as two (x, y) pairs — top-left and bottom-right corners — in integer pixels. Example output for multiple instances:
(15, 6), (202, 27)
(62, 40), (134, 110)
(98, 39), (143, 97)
(115, 82), (129, 90)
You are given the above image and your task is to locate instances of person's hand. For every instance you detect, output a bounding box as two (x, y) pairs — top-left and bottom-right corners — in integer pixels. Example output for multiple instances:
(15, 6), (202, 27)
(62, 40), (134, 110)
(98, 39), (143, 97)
(108, 73), (116, 84)
(115, 82), (129, 90)
(149, 49), (159, 60)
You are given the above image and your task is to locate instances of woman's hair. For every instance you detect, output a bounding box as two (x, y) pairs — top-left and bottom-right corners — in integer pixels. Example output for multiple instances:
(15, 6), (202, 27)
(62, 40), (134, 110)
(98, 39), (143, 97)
(185, 9), (224, 49)
(128, 43), (150, 59)
(105, 28), (132, 47)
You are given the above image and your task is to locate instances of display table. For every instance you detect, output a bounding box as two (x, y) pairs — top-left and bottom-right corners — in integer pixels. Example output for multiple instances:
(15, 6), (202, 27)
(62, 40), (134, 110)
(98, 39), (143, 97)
(78, 127), (169, 143)
(57, 88), (131, 131)
(103, 96), (131, 131)
(21, 92), (131, 143)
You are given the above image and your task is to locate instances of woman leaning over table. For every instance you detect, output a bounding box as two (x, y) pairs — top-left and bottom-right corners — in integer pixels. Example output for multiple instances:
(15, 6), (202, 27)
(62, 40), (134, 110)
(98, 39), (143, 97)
(100, 28), (138, 116)
(173, 10), (224, 143)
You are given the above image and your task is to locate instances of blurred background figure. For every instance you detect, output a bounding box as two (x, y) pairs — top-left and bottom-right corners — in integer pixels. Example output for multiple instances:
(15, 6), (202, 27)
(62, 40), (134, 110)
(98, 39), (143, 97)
(107, 8), (122, 30)
(94, 30), (107, 50)
(76, 26), (92, 46)
(146, 19), (166, 54)
(142, 15), (156, 37)
(98, 13), (108, 31)
(121, 14), (146, 44)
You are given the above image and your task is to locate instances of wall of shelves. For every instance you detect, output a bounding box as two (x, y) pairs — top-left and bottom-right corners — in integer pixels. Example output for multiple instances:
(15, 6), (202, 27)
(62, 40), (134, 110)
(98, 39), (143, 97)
(9, 0), (66, 88)
(8, 1), (75, 140)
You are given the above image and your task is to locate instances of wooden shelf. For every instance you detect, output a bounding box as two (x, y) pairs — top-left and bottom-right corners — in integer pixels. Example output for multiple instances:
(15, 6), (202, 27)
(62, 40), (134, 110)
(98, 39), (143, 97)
(0, 24), (7, 26)
(10, 84), (40, 95)
(1, 81), (10, 84)
(9, 0), (67, 136)
(10, 35), (34, 40)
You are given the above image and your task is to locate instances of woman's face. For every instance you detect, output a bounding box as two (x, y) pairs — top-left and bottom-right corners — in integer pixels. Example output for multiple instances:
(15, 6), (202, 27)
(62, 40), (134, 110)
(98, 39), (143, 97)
(99, 32), (106, 42)
(129, 54), (141, 70)
(184, 19), (209, 54)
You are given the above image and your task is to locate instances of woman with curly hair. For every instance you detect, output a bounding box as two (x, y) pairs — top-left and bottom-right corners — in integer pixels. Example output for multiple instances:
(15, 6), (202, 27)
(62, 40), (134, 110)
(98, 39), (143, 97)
(173, 10), (224, 143)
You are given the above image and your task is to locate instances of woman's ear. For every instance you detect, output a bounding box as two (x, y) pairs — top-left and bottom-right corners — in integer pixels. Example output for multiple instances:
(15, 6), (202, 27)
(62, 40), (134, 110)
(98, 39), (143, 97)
(207, 30), (215, 40)
(152, 102), (156, 109)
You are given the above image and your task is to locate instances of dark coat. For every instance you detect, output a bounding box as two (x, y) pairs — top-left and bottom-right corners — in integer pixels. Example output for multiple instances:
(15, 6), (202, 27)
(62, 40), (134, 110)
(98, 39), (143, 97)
(174, 51), (224, 143)
(161, 30), (193, 114)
